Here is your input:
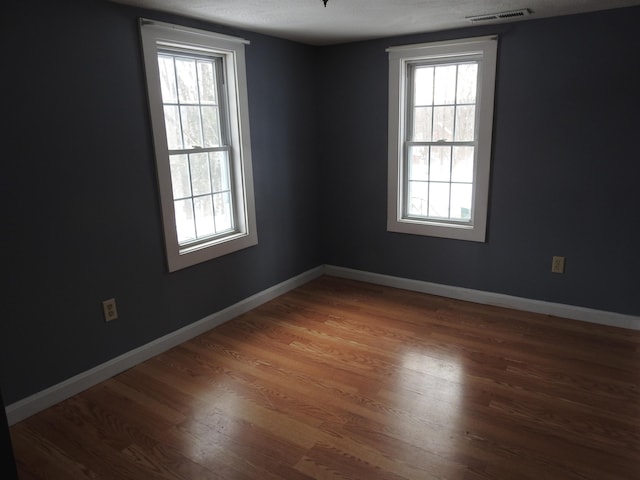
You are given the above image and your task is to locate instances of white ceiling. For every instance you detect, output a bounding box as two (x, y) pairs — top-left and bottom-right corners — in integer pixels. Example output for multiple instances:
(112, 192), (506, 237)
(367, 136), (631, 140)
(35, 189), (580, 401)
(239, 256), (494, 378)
(110, 0), (640, 45)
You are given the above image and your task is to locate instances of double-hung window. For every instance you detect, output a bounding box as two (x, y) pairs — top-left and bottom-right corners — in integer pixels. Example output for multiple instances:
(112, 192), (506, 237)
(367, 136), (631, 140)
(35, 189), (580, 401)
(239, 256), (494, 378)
(387, 36), (497, 242)
(140, 20), (257, 271)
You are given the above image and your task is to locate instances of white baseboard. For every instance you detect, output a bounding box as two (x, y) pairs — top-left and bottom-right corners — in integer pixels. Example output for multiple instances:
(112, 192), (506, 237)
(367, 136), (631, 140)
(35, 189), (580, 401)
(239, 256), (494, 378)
(5, 266), (324, 425)
(7, 264), (638, 425)
(324, 265), (640, 331)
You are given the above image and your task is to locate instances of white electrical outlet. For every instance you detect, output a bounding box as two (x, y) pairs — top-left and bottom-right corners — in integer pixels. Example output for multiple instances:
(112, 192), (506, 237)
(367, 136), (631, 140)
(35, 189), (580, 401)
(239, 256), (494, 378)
(102, 298), (118, 321)
(551, 256), (565, 274)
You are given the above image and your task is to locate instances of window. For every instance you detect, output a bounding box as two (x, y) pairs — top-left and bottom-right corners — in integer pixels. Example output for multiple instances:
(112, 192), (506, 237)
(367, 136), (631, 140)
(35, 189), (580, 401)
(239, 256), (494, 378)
(140, 19), (257, 271)
(387, 36), (497, 242)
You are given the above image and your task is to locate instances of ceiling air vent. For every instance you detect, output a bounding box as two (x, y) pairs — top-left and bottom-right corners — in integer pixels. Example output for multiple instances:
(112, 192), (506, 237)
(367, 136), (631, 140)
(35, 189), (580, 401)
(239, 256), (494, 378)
(466, 8), (531, 23)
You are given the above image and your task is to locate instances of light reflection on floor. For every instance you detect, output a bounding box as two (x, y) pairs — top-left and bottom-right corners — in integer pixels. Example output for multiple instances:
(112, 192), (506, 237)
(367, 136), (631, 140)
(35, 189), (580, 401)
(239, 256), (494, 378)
(182, 385), (240, 466)
(177, 341), (468, 475)
(385, 349), (465, 469)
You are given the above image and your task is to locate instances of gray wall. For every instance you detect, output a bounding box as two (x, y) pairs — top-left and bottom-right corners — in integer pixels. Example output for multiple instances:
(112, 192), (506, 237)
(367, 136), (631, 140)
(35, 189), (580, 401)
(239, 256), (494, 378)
(1, 0), (322, 404)
(2, 0), (639, 407)
(319, 7), (640, 316)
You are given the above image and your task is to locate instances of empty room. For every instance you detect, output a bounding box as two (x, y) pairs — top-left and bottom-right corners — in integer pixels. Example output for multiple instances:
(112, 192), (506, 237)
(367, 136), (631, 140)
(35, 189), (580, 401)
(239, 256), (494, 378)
(2, 0), (639, 478)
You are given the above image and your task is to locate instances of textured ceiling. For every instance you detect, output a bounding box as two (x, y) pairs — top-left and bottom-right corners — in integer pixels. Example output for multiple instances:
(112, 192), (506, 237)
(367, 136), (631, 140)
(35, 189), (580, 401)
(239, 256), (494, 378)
(110, 0), (640, 45)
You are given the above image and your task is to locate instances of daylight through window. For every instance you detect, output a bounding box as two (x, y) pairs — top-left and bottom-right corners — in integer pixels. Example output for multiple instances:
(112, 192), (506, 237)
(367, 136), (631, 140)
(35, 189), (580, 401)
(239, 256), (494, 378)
(407, 61), (478, 221)
(387, 36), (497, 242)
(158, 51), (235, 245)
(140, 20), (257, 271)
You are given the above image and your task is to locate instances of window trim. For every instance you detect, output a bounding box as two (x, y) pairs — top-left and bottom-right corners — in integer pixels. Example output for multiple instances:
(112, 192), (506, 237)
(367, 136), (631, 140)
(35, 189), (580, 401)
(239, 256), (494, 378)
(387, 36), (498, 242)
(140, 19), (257, 271)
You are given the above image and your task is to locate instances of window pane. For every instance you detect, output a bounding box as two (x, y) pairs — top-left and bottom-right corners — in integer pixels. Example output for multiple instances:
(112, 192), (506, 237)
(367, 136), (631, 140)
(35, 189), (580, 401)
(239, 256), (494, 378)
(408, 181), (428, 216)
(169, 154), (190, 199)
(210, 151), (231, 192)
(450, 183), (472, 220)
(158, 55), (177, 103)
(414, 66), (434, 106)
(433, 65), (457, 105)
(174, 199), (196, 244)
(201, 106), (221, 147)
(194, 195), (215, 238)
(432, 106), (454, 141)
(412, 107), (432, 141)
(143, 22), (258, 269)
(430, 146), (451, 182)
(189, 153), (211, 196)
(197, 60), (217, 105)
(163, 105), (183, 150)
(429, 182), (450, 218)
(454, 105), (475, 141)
(408, 146), (429, 181)
(214, 192), (233, 232)
(176, 58), (198, 103)
(180, 106), (203, 148)
(456, 63), (478, 104)
(389, 37), (497, 241)
(452, 147), (474, 183)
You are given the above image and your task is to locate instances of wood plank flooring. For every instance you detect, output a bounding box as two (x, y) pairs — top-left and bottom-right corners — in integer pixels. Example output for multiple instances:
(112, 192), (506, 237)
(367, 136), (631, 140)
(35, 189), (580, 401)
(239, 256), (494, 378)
(9, 276), (640, 479)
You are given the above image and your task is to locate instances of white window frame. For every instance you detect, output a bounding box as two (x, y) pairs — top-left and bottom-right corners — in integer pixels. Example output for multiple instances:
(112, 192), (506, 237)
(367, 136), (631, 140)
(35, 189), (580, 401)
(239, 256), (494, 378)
(387, 36), (497, 242)
(140, 19), (257, 271)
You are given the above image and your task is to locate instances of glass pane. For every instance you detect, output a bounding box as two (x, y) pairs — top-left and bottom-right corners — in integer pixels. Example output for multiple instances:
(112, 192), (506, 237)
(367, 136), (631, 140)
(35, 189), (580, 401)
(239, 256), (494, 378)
(180, 106), (203, 148)
(408, 146), (429, 181)
(408, 181), (428, 216)
(175, 58), (198, 103)
(450, 183), (472, 220)
(169, 154), (190, 199)
(432, 106), (455, 141)
(430, 146), (451, 182)
(214, 192), (233, 232)
(429, 182), (450, 218)
(456, 63), (478, 104)
(194, 195), (215, 238)
(452, 146), (474, 183)
(189, 153), (211, 196)
(202, 106), (221, 147)
(174, 199), (196, 244)
(433, 65), (457, 105)
(198, 60), (217, 105)
(210, 151), (231, 192)
(158, 55), (177, 103)
(454, 105), (475, 142)
(414, 66), (434, 106)
(163, 105), (182, 150)
(412, 107), (432, 141)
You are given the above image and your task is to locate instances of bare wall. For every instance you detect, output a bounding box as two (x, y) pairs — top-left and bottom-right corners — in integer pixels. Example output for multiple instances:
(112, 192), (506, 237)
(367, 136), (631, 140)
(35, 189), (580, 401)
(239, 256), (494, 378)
(1, 0), (322, 404)
(318, 6), (640, 316)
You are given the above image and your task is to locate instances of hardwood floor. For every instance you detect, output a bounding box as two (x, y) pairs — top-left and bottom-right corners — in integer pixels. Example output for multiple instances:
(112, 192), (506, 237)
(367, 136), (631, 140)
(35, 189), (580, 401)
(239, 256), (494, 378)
(10, 276), (640, 479)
